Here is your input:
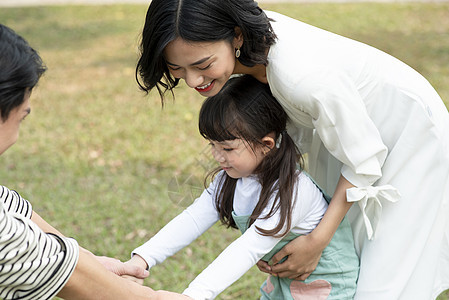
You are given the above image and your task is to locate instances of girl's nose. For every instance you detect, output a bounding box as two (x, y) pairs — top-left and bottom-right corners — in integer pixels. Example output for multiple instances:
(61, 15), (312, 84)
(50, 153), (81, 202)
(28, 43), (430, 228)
(212, 148), (226, 163)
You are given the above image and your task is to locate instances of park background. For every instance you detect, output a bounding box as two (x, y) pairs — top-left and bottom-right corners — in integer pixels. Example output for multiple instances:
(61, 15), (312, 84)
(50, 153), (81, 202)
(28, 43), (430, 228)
(0, 1), (448, 299)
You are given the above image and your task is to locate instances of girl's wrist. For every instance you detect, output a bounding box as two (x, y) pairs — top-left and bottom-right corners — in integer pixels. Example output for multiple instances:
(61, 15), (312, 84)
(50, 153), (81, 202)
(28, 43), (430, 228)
(131, 254), (149, 270)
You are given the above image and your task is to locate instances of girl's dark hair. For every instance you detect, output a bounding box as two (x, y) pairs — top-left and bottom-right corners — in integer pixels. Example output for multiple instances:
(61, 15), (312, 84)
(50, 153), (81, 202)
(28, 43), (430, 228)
(0, 24), (46, 121)
(199, 75), (303, 237)
(136, 0), (276, 102)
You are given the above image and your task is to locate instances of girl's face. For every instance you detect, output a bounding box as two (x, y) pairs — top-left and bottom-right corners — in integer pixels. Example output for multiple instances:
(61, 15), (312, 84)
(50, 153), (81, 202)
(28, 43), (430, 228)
(164, 38), (240, 97)
(0, 92), (31, 155)
(210, 139), (264, 179)
(210, 136), (274, 179)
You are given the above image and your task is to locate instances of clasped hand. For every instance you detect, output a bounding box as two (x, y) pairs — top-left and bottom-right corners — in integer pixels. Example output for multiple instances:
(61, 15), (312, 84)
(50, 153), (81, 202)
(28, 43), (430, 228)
(256, 234), (323, 281)
(95, 255), (149, 284)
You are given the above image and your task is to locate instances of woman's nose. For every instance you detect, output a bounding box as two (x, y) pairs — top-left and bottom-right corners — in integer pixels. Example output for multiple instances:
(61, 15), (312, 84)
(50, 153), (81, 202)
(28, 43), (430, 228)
(184, 69), (204, 88)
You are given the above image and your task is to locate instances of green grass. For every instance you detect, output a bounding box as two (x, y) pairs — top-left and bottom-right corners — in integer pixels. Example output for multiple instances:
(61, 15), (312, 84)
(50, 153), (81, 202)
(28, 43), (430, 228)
(0, 3), (448, 299)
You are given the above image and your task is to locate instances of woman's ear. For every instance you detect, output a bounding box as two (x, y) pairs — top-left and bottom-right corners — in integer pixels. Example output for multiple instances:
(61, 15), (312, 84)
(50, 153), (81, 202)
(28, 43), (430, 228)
(233, 27), (243, 48)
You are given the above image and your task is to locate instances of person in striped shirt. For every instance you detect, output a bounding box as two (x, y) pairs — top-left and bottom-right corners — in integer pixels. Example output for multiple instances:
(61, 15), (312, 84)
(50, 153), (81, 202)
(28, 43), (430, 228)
(0, 24), (189, 300)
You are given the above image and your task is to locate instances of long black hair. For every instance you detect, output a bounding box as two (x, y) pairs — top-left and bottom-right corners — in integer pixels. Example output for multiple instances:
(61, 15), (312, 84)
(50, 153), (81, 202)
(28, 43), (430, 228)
(136, 0), (276, 101)
(199, 75), (303, 237)
(0, 24), (46, 121)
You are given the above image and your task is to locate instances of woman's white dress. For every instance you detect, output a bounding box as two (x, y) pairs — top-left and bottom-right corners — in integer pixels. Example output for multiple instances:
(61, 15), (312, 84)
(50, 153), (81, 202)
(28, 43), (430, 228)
(265, 11), (449, 299)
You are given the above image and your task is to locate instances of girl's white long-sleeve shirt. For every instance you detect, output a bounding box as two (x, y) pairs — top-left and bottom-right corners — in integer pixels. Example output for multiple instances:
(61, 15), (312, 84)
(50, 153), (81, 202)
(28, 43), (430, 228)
(132, 172), (327, 299)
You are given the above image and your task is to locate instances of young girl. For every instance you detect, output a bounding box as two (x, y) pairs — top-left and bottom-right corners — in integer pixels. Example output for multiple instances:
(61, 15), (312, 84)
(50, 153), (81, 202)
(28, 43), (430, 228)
(134, 1), (449, 298)
(131, 75), (359, 299)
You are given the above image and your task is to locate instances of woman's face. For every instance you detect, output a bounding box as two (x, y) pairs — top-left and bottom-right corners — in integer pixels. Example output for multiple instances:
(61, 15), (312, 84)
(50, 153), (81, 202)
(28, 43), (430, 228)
(0, 92), (31, 155)
(164, 38), (239, 97)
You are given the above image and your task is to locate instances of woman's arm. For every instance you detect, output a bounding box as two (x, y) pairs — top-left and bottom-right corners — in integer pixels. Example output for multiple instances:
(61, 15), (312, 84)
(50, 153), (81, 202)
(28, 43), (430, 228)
(265, 175), (354, 280)
(262, 66), (387, 279)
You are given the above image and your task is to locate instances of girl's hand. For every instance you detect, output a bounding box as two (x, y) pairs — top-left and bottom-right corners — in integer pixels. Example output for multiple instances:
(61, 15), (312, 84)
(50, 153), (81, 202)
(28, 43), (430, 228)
(95, 255), (149, 280)
(256, 260), (272, 274)
(121, 255), (150, 284)
(269, 234), (324, 280)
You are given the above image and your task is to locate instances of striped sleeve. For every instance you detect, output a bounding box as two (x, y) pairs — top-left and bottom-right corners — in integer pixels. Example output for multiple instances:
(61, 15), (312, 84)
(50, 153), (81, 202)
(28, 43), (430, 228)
(0, 198), (79, 299)
(0, 186), (32, 218)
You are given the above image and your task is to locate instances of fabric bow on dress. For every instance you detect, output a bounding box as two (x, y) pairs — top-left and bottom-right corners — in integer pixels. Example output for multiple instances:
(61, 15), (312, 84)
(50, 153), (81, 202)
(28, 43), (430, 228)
(347, 185), (401, 240)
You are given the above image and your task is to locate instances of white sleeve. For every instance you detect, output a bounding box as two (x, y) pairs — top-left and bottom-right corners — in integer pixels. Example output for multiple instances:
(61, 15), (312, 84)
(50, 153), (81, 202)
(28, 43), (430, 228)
(285, 70), (400, 240)
(182, 221), (282, 300)
(289, 69), (388, 188)
(183, 173), (326, 300)
(132, 182), (220, 269)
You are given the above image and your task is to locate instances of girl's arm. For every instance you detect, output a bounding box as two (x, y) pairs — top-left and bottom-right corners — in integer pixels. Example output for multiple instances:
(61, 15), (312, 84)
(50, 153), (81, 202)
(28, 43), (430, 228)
(129, 185), (220, 272)
(182, 174), (325, 299)
(182, 221), (285, 299)
(267, 175), (354, 280)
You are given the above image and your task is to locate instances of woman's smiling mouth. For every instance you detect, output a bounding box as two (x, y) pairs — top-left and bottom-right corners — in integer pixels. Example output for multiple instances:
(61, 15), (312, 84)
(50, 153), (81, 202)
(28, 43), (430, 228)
(195, 80), (214, 92)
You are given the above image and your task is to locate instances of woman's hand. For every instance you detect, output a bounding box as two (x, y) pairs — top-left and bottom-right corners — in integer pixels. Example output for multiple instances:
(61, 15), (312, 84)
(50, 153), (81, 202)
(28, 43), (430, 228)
(269, 234), (324, 280)
(267, 175), (355, 281)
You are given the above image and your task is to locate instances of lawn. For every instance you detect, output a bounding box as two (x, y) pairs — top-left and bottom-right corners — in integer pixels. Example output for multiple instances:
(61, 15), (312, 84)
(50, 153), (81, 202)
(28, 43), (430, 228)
(0, 2), (448, 299)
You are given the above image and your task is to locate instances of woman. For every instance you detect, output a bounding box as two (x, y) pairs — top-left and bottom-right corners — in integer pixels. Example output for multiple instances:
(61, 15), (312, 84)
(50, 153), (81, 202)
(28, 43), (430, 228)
(0, 23), (189, 300)
(132, 0), (449, 299)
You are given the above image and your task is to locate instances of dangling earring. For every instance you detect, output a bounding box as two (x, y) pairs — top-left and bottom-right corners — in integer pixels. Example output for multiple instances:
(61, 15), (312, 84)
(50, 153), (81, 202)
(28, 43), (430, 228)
(235, 47), (241, 58)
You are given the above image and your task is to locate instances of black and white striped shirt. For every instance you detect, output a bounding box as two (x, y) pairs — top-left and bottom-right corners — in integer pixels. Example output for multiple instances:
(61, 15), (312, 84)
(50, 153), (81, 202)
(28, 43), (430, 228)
(0, 186), (79, 299)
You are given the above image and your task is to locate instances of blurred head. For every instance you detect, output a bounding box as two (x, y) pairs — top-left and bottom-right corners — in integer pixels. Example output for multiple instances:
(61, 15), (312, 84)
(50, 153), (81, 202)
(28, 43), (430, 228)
(136, 0), (276, 101)
(0, 24), (46, 154)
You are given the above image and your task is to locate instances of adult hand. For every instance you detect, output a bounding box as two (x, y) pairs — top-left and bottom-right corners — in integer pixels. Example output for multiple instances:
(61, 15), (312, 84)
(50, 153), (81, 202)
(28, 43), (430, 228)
(58, 248), (155, 300)
(269, 234), (324, 281)
(96, 255), (149, 281)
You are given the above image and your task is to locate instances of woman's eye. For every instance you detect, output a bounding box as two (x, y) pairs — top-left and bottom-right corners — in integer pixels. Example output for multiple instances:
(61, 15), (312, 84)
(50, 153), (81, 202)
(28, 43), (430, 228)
(198, 63), (212, 71)
(223, 148), (233, 152)
(167, 65), (181, 71)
